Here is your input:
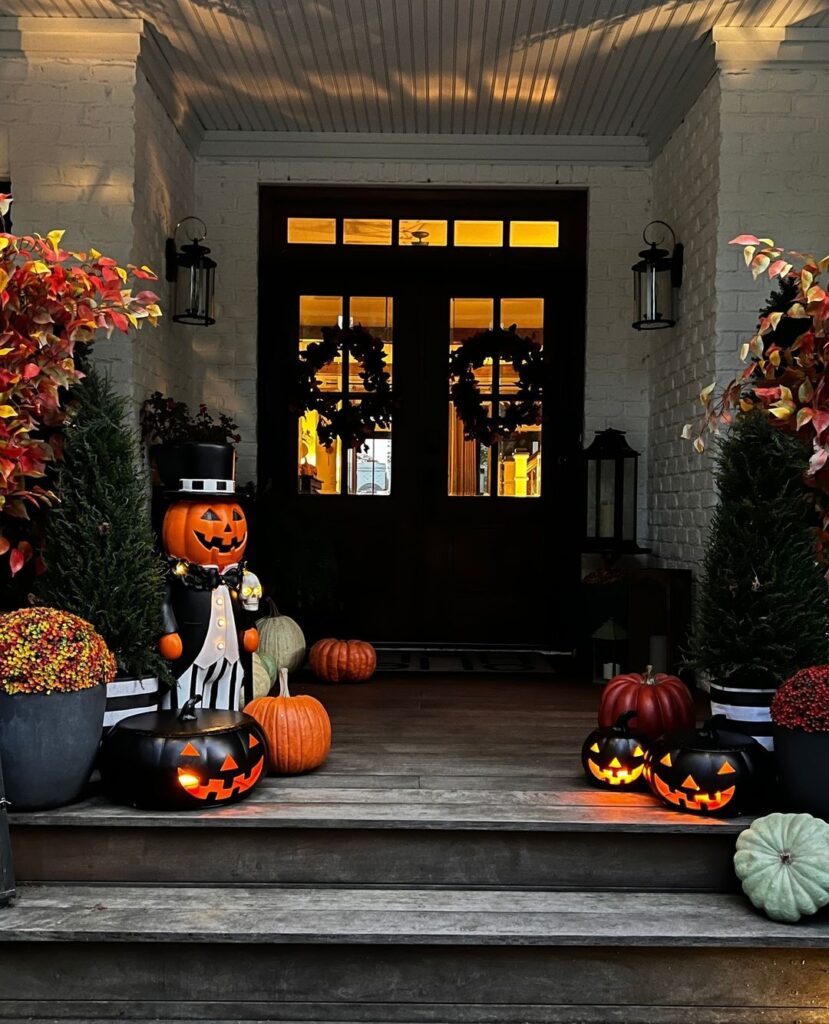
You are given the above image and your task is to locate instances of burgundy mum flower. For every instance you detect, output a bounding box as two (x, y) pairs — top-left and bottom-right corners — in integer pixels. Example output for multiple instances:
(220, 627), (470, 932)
(772, 666), (829, 732)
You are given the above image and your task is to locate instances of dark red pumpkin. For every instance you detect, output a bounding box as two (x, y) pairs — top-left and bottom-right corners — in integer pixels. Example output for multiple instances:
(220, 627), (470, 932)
(162, 499), (248, 569)
(99, 696), (267, 810)
(309, 638), (376, 682)
(599, 665), (695, 740)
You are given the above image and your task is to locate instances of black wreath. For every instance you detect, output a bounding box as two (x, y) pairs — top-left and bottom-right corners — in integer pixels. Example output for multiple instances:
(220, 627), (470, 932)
(449, 325), (544, 445)
(293, 324), (392, 449)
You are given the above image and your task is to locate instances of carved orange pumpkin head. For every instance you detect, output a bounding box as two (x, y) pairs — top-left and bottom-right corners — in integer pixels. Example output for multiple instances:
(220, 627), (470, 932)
(162, 499), (248, 568)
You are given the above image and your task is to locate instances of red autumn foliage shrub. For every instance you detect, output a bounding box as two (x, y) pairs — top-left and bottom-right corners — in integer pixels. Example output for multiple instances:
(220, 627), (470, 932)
(0, 197), (161, 573)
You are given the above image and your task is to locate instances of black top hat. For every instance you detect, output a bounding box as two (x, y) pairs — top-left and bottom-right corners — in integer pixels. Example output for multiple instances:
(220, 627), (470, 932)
(154, 442), (237, 497)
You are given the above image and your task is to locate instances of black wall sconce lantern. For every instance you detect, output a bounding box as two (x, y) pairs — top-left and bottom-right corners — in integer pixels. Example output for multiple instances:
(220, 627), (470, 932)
(632, 220), (683, 330)
(583, 428), (647, 556)
(165, 217), (216, 326)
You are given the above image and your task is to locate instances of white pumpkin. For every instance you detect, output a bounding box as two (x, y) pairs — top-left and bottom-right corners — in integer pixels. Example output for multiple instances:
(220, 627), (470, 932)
(734, 812), (829, 923)
(256, 600), (306, 674)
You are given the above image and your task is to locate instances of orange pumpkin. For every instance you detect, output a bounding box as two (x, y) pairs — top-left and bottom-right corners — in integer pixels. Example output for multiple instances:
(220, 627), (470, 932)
(309, 638), (376, 682)
(162, 499), (248, 569)
(244, 669), (331, 774)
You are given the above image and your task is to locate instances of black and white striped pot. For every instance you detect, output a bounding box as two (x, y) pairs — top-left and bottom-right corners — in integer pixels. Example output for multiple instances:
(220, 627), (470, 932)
(709, 682), (776, 751)
(103, 677), (160, 732)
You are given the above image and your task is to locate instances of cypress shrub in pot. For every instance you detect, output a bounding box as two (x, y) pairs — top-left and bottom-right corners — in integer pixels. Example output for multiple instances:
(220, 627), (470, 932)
(0, 608), (115, 809)
(689, 413), (829, 749)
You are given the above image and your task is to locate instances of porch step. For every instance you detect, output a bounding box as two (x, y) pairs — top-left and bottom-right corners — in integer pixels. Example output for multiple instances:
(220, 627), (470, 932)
(10, 782), (748, 891)
(0, 884), (827, 1023)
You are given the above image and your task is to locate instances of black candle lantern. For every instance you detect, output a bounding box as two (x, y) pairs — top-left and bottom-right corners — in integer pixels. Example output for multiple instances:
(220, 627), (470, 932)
(584, 428), (644, 554)
(165, 217), (216, 326)
(632, 220), (683, 330)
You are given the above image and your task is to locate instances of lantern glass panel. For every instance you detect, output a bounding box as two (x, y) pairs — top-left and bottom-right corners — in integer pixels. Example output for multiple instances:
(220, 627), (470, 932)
(623, 457), (636, 540)
(598, 459), (616, 538)
(634, 262), (674, 328)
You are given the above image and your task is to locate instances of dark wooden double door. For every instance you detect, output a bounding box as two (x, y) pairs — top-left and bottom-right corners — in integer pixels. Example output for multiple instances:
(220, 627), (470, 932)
(258, 187), (587, 647)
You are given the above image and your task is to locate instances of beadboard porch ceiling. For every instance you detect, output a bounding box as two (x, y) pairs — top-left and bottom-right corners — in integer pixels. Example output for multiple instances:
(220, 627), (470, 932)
(2, 0), (829, 154)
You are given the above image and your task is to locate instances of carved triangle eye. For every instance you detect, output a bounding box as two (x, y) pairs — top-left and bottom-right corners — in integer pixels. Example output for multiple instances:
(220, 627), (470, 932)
(718, 760), (736, 775)
(633, 745), (644, 757)
(682, 774), (700, 790)
(609, 757), (622, 768)
(660, 753), (672, 767)
(590, 742), (600, 753)
(249, 733), (260, 749)
(181, 742), (200, 758)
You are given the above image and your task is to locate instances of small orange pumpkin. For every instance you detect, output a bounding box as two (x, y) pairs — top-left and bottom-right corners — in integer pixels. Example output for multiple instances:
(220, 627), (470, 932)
(309, 638), (376, 682)
(162, 499), (248, 569)
(244, 669), (331, 774)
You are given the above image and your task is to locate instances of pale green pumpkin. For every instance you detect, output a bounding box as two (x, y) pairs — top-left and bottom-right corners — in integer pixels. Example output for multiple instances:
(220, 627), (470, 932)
(258, 652), (278, 682)
(251, 652), (274, 701)
(734, 812), (829, 923)
(256, 600), (306, 675)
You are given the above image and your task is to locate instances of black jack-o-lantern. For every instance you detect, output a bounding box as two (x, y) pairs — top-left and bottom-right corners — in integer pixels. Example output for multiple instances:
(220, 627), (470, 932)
(162, 499), (248, 569)
(581, 710), (650, 789)
(644, 716), (769, 817)
(99, 696), (268, 810)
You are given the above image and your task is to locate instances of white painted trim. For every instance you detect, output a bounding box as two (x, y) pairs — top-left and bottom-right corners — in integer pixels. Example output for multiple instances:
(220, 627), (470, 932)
(198, 131), (649, 164)
(713, 25), (829, 68)
(138, 26), (204, 156)
(0, 15), (143, 58)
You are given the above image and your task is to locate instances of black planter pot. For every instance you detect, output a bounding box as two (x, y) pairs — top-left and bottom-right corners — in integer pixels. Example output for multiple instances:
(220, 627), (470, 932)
(774, 726), (829, 820)
(150, 443), (235, 492)
(0, 686), (105, 811)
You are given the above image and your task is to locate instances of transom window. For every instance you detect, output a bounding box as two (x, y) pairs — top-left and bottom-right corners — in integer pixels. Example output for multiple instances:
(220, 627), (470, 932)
(448, 297), (543, 498)
(287, 217), (559, 249)
(297, 295), (393, 496)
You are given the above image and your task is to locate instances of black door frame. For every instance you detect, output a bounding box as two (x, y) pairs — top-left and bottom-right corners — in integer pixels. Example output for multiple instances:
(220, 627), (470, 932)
(257, 186), (588, 645)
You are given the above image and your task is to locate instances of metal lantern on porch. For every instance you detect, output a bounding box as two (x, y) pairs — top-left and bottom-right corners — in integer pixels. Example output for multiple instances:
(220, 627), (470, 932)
(632, 221), (683, 330)
(583, 428), (642, 554)
(165, 217), (216, 326)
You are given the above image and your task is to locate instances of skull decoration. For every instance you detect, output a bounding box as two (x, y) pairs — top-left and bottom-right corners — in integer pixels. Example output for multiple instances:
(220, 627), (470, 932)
(581, 711), (650, 789)
(99, 696), (268, 810)
(240, 570), (263, 612)
(644, 717), (770, 817)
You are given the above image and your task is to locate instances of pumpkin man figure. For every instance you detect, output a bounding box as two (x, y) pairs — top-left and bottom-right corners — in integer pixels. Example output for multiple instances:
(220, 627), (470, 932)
(158, 444), (262, 711)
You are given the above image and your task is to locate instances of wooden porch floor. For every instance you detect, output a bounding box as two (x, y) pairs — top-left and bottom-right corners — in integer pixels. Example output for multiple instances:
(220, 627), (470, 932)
(15, 675), (746, 835)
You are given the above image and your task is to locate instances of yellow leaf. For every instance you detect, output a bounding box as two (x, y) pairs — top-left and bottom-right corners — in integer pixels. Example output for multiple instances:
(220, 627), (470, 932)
(779, 385), (793, 402)
(116, 266), (127, 283)
(759, 238), (775, 246)
(802, 269), (814, 292)
(46, 229), (65, 254)
(0, 238), (10, 252)
(770, 406), (792, 419)
(0, 269), (9, 293)
(693, 438), (705, 454)
(743, 245), (756, 267)
(770, 350), (781, 367)
(681, 424), (693, 440)
(740, 342), (750, 361)
(739, 399), (754, 412)
(88, 248), (101, 260)
(29, 261), (49, 275)
(699, 382), (716, 404)
(0, 348), (13, 356)
(0, 406), (16, 418)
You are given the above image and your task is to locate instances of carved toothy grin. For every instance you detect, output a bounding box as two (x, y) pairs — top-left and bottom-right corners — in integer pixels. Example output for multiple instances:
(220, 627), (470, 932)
(194, 531), (247, 552)
(586, 759), (645, 786)
(652, 773), (736, 812)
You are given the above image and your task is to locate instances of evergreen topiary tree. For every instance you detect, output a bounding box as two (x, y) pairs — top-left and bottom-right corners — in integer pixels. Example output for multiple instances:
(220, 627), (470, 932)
(691, 412), (829, 689)
(36, 366), (166, 680)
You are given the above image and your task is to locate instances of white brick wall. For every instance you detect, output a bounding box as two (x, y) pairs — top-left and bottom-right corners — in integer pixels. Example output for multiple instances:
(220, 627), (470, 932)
(195, 158), (653, 525)
(650, 75), (721, 570)
(0, 53), (140, 394)
(131, 66), (196, 403)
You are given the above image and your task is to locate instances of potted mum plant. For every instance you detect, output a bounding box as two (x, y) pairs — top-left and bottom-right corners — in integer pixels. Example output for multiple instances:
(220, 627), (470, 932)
(772, 667), (829, 819)
(0, 208), (161, 578)
(0, 607), (116, 809)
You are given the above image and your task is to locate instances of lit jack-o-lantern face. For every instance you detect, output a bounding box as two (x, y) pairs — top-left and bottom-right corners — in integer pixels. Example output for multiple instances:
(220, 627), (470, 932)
(162, 500), (248, 568)
(645, 719), (769, 818)
(98, 702), (270, 811)
(581, 712), (650, 790)
(177, 731), (264, 802)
